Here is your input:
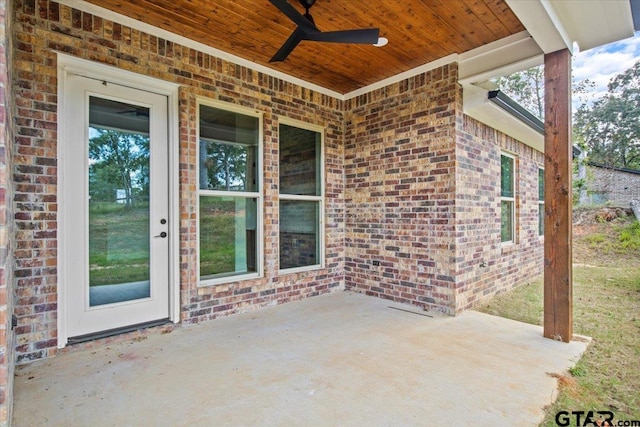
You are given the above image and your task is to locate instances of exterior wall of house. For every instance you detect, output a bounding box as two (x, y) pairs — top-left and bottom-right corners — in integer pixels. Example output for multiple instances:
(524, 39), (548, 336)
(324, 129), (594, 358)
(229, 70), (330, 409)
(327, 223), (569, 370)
(454, 115), (544, 312)
(9, 0), (545, 365)
(12, 0), (345, 363)
(0, 0), (14, 422)
(343, 66), (544, 314)
(343, 67), (460, 314)
(582, 165), (640, 207)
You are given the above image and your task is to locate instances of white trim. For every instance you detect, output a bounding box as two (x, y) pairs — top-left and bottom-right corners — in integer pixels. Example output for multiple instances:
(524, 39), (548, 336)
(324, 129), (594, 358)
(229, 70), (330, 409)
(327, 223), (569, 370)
(196, 98), (265, 288)
(462, 84), (544, 152)
(343, 54), (458, 100)
(57, 53), (180, 97)
(279, 194), (323, 202)
(278, 117), (326, 134)
(500, 152), (517, 245)
(57, 58), (69, 346)
(458, 31), (543, 84)
(57, 54), (180, 346)
(199, 190), (261, 199)
(279, 264), (324, 276)
(277, 118), (326, 273)
(505, 0), (572, 54)
(459, 55), (543, 87)
(538, 167), (545, 237)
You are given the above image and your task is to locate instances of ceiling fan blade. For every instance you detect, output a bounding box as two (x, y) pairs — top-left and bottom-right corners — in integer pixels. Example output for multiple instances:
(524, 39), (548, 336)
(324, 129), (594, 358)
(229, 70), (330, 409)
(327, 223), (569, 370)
(270, 27), (305, 62)
(269, 0), (316, 31)
(304, 28), (380, 44)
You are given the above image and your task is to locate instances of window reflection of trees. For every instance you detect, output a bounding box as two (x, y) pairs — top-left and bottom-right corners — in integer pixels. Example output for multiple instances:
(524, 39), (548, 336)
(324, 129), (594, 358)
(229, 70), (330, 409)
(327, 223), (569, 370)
(89, 128), (150, 207)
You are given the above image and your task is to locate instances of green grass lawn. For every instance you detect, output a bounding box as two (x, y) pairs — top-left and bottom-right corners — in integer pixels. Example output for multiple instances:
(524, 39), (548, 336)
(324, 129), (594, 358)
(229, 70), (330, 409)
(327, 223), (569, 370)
(89, 202), (150, 286)
(199, 197), (236, 277)
(476, 215), (640, 425)
(89, 200), (238, 285)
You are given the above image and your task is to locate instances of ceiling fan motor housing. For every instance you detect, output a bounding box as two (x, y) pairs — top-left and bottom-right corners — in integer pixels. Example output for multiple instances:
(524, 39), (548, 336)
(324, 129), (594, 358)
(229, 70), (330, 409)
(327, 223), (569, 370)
(299, 0), (316, 9)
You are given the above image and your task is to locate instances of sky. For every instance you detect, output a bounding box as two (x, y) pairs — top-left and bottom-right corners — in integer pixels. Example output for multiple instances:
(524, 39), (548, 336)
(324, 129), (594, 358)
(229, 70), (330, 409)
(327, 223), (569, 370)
(572, 32), (640, 105)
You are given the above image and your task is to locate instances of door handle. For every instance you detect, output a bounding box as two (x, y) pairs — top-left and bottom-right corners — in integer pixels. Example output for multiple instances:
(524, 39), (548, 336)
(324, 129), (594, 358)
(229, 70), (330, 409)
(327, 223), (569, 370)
(155, 232), (167, 238)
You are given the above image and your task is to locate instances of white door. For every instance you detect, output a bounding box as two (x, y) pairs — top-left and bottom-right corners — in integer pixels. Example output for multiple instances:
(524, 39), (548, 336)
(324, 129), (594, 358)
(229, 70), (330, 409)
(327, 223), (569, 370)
(64, 75), (170, 338)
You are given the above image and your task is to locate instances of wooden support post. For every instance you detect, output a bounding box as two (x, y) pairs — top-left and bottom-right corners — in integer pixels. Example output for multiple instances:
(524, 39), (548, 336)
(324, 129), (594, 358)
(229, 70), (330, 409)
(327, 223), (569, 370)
(543, 49), (573, 342)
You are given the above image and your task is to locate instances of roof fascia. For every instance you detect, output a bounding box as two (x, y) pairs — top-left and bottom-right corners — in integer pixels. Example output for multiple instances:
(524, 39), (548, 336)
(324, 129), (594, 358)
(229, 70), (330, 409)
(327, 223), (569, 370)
(505, 0), (573, 54)
(458, 31), (543, 85)
(588, 162), (640, 175)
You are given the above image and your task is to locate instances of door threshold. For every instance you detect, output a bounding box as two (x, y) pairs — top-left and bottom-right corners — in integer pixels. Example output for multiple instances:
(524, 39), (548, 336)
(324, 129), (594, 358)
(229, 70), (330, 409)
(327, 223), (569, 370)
(67, 318), (171, 345)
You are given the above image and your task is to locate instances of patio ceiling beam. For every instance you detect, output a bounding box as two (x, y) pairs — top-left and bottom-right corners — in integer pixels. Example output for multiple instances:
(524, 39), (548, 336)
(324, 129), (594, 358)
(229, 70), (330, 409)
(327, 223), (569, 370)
(543, 48), (573, 343)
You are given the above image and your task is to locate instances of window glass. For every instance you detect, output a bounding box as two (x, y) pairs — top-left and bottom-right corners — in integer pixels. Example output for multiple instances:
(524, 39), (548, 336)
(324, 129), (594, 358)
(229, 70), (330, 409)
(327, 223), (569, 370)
(279, 200), (320, 269)
(279, 124), (321, 196)
(501, 200), (513, 242)
(501, 155), (514, 198)
(500, 154), (515, 243)
(538, 168), (544, 200)
(199, 196), (257, 279)
(278, 122), (323, 271)
(198, 103), (261, 284)
(199, 106), (259, 192)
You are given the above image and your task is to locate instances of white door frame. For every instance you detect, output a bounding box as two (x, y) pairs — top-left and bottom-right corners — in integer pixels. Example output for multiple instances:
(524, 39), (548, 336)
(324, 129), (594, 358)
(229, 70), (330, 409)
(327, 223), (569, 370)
(57, 54), (180, 347)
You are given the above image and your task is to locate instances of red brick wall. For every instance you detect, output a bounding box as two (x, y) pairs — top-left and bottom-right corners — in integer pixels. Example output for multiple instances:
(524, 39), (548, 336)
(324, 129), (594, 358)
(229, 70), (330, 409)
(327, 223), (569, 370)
(343, 67), (544, 314)
(11, 0), (544, 365)
(344, 66), (460, 313)
(455, 115), (544, 312)
(12, 0), (345, 362)
(0, 0), (14, 422)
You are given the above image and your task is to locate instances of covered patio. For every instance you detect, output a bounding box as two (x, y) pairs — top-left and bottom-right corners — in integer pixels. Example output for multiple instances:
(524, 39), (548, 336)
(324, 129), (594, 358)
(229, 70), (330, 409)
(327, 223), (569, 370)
(13, 292), (588, 426)
(2, 1), (639, 425)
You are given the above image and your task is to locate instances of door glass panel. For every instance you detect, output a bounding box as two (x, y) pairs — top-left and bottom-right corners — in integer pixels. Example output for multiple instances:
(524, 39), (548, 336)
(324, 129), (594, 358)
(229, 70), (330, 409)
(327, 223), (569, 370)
(88, 96), (151, 306)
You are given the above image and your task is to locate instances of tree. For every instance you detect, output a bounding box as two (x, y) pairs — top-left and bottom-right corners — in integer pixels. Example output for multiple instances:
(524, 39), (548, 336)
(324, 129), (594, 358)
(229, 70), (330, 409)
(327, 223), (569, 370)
(495, 66), (545, 120)
(495, 66), (596, 121)
(199, 140), (248, 191)
(574, 61), (640, 170)
(89, 129), (150, 206)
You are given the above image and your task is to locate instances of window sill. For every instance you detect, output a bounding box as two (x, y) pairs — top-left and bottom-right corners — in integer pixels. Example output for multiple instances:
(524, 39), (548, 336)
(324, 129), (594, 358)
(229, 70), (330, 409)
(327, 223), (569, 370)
(198, 272), (261, 288)
(500, 242), (519, 254)
(279, 264), (324, 275)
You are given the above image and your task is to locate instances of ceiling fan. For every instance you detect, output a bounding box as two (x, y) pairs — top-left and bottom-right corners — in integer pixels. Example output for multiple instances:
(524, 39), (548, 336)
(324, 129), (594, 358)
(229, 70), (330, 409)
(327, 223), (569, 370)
(269, 0), (382, 62)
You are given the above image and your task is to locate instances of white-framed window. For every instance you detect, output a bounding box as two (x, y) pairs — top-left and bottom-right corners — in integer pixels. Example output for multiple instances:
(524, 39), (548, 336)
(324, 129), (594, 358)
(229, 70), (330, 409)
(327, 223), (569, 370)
(197, 100), (263, 286)
(278, 120), (324, 273)
(538, 167), (544, 236)
(501, 153), (516, 244)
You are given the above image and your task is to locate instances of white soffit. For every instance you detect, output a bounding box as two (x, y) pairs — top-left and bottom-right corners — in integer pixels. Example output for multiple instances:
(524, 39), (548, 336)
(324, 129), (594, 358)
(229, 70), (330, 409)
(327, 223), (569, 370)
(550, 0), (635, 51)
(506, 0), (635, 54)
(463, 85), (544, 153)
(458, 31), (543, 85)
(506, 0), (572, 53)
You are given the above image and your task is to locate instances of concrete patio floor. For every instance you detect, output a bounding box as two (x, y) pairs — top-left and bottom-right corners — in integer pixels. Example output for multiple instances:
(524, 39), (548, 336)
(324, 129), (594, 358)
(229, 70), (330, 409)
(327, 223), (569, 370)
(12, 291), (589, 426)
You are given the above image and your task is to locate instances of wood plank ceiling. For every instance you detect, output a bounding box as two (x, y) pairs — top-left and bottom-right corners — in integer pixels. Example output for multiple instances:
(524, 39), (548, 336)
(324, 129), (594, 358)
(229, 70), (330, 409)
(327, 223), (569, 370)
(83, 0), (525, 94)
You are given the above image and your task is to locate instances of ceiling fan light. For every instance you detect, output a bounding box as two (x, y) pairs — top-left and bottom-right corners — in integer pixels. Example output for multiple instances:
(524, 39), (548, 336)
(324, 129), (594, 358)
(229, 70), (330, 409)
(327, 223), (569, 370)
(374, 37), (388, 47)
